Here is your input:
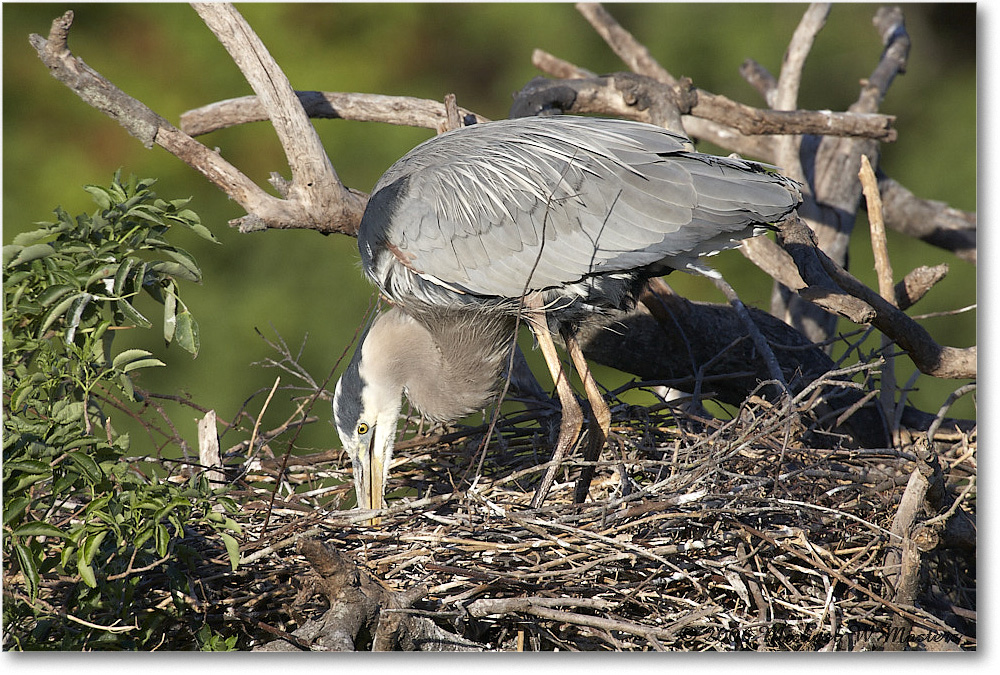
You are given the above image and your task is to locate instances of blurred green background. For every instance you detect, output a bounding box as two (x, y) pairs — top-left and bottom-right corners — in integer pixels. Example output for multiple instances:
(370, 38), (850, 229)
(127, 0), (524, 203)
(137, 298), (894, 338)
(3, 3), (976, 459)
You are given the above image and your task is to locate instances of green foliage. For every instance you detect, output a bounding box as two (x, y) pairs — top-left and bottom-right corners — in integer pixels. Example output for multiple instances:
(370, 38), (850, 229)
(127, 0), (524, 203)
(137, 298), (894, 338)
(2, 173), (241, 650)
(196, 624), (240, 651)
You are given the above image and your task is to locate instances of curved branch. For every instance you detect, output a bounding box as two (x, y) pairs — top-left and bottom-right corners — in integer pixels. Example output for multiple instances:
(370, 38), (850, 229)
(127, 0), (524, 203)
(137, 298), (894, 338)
(778, 217), (976, 380)
(190, 3), (366, 233)
(877, 173), (976, 265)
(28, 11), (318, 232)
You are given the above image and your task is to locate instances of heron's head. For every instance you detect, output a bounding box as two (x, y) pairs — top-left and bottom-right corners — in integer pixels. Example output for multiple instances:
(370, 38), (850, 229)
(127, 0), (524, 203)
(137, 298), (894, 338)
(332, 317), (404, 517)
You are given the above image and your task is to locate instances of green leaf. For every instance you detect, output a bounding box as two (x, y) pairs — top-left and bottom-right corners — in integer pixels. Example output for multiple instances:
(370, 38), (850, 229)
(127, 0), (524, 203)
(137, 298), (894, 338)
(5, 243), (56, 268)
(7, 473), (49, 494)
(154, 522), (169, 557)
(113, 257), (138, 296)
(116, 298), (153, 329)
(117, 372), (136, 401)
(64, 292), (93, 342)
(3, 496), (32, 527)
(52, 401), (85, 425)
(4, 459), (51, 474)
(13, 521), (68, 539)
(77, 553), (97, 588)
(39, 292), (82, 335)
(83, 184), (113, 210)
(67, 451), (104, 483)
(14, 541), (40, 600)
(219, 532), (240, 571)
(163, 283), (177, 343)
(182, 221), (219, 244)
(122, 357), (166, 373)
(162, 247), (202, 281)
(81, 529), (109, 566)
(147, 260), (201, 283)
(36, 284), (75, 308)
(174, 310), (200, 357)
(112, 348), (155, 370)
(12, 227), (57, 246)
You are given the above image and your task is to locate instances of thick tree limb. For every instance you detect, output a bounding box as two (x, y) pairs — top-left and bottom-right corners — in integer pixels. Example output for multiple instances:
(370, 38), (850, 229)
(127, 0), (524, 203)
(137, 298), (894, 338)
(510, 74), (897, 141)
(255, 538), (481, 651)
(778, 217), (976, 379)
(773, 5), (912, 342)
(877, 172), (976, 265)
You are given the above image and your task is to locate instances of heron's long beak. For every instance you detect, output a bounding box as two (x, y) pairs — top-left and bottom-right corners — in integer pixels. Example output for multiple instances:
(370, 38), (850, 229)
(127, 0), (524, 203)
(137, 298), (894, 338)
(354, 423), (391, 525)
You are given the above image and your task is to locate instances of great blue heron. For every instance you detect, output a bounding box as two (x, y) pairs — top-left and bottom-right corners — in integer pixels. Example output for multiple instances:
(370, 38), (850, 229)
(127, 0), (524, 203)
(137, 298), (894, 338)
(333, 115), (800, 515)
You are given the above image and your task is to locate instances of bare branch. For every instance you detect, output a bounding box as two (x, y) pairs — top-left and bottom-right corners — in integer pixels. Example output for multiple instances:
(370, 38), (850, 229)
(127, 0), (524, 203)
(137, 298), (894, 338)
(894, 265), (949, 311)
(192, 4), (336, 200)
(857, 6), (911, 115)
(190, 2), (365, 233)
(511, 74), (897, 141)
(30, 7), (367, 235)
(692, 87), (896, 142)
(29, 12), (285, 222)
(575, 2), (675, 85)
(773, 2), (830, 192)
(774, 3), (830, 112)
(771, 3), (911, 342)
(877, 173), (976, 265)
(778, 217), (976, 379)
(181, 91), (490, 137)
(442, 93), (463, 132)
(531, 48), (595, 79)
(739, 58), (778, 104)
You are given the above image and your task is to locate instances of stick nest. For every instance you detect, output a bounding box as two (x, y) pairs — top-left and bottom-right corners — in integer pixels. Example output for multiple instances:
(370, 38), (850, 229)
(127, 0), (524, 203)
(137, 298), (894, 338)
(198, 390), (976, 652)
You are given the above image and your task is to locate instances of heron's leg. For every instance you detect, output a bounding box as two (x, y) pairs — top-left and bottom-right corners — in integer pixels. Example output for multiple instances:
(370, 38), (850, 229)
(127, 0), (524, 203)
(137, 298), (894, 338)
(562, 327), (611, 503)
(526, 312), (583, 508)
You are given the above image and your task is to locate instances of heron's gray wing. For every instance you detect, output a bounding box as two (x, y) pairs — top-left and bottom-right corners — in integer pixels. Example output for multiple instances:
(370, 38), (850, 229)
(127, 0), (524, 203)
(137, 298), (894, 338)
(363, 116), (799, 299)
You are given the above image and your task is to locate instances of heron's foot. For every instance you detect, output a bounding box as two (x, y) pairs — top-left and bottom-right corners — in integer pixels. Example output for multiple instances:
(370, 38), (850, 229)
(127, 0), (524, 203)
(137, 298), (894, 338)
(573, 397), (612, 503)
(530, 400), (583, 508)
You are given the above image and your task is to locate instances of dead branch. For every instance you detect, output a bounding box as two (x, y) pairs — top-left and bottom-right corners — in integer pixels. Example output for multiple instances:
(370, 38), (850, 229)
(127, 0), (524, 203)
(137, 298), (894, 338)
(877, 172), (977, 265)
(778, 217), (976, 379)
(572, 279), (974, 448)
(575, 2), (676, 85)
(773, 5), (911, 342)
(191, 3), (352, 228)
(531, 48), (595, 80)
(894, 265), (949, 311)
(254, 538), (480, 651)
(510, 74), (897, 142)
(180, 91), (490, 137)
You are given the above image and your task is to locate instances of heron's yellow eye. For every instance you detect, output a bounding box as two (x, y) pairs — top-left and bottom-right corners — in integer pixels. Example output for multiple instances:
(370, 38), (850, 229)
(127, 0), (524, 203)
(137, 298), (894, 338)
(357, 423), (370, 435)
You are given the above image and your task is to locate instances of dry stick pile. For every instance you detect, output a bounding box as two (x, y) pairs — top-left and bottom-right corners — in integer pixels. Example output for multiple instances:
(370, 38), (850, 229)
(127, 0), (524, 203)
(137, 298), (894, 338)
(215, 374), (973, 651)
(28, 2), (976, 651)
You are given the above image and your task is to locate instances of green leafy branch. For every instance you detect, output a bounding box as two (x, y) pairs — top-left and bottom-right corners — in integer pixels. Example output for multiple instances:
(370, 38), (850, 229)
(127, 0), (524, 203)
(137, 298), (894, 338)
(3, 173), (241, 649)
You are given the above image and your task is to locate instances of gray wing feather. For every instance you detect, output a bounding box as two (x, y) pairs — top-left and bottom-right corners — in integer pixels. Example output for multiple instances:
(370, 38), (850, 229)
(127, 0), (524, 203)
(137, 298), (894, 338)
(364, 116), (799, 299)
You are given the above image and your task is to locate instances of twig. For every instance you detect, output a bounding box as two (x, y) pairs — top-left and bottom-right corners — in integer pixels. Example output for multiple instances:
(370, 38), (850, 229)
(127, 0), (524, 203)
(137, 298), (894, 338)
(860, 154), (898, 435)
(926, 383), (977, 442)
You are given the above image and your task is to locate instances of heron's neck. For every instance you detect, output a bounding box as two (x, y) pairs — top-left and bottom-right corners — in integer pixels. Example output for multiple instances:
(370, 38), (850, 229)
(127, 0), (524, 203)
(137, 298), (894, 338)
(365, 306), (516, 423)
